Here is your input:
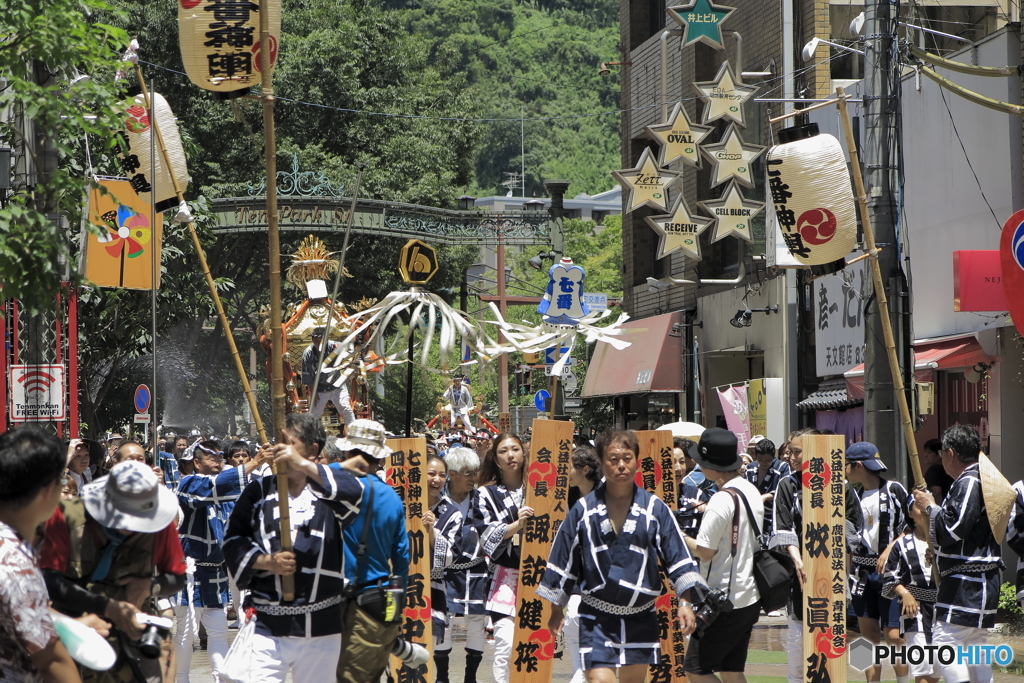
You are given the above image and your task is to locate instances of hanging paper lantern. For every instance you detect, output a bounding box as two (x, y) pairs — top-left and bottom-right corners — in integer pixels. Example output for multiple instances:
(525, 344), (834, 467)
(178, 0), (281, 97)
(999, 208), (1024, 336)
(120, 90), (190, 213)
(764, 123), (857, 266)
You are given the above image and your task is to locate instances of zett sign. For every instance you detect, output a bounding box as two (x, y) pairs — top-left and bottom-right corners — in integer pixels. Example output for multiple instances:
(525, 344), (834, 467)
(10, 365), (65, 422)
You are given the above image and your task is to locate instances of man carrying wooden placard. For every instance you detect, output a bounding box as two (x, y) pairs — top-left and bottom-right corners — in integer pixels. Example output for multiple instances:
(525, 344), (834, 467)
(538, 429), (704, 683)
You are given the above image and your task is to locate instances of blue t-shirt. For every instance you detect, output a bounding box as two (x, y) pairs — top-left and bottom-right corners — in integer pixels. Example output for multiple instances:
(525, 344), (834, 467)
(329, 466), (410, 592)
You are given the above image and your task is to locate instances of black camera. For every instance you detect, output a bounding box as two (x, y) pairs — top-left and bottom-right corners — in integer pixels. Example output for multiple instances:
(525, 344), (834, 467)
(137, 614), (173, 658)
(693, 588), (733, 638)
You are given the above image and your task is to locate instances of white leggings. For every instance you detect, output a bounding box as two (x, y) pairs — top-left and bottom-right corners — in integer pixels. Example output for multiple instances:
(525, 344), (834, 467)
(787, 616), (804, 683)
(174, 605), (228, 683)
(493, 616), (515, 683)
(564, 595), (585, 683)
(435, 613), (488, 653)
(932, 621), (993, 683)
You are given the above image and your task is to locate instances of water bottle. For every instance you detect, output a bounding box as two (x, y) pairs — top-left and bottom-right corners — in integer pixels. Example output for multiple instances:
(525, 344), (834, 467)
(384, 576), (403, 622)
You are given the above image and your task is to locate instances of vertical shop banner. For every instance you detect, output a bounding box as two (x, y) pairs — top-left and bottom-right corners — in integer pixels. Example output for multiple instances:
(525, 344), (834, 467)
(510, 419), (573, 683)
(747, 379), (767, 438)
(801, 435), (847, 683)
(814, 262), (866, 377)
(386, 437), (433, 683)
(636, 430), (686, 683)
(717, 384), (751, 453)
(82, 179), (161, 290)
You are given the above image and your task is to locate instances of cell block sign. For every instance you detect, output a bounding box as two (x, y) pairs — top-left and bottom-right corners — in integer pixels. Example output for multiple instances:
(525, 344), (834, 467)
(801, 435), (847, 683)
(510, 419), (574, 683)
(636, 430), (687, 683)
(387, 437), (434, 683)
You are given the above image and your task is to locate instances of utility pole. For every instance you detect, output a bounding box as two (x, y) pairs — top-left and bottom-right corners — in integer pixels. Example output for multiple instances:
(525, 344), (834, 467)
(862, 0), (906, 473)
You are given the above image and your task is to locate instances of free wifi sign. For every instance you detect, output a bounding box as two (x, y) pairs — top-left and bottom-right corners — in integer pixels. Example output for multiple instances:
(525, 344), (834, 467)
(10, 365), (65, 422)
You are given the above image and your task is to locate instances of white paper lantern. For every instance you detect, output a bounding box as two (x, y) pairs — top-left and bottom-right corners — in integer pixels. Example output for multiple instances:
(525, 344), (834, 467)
(120, 91), (190, 213)
(764, 124), (857, 266)
(178, 0), (281, 97)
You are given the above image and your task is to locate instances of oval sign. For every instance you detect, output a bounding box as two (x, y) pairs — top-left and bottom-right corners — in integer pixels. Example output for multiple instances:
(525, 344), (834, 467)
(134, 384), (151, 413)
(1000, 208), (1024, 336)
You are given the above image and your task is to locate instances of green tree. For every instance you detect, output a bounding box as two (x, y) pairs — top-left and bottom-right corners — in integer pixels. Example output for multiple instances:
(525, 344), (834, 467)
(0, 0), (129, 312)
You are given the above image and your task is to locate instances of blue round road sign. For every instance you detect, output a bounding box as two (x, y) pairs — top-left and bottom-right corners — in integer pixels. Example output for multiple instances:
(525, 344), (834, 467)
(134, 385), (151, 413)
(534, 390), (551, 412)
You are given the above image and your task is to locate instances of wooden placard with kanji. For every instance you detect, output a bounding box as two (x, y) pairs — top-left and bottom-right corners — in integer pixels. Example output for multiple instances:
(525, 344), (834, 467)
(801, 435), (847, 683)
(386, 437), (434, 683)
(636, 430), (687, 683)
(509, 418), (574, 683)
(499, 412), (512, 433)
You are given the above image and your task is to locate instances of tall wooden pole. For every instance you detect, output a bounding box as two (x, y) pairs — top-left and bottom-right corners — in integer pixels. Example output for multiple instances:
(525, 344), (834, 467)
(132, 68), (267, 445)
(836, 88), (923, 487)
(260, 0), (294, 600)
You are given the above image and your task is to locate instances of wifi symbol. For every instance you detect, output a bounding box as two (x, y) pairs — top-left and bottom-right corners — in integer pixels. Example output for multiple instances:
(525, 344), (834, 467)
(18, 370), (56, 395)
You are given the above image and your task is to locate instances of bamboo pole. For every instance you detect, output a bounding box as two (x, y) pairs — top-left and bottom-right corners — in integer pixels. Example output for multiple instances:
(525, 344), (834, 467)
(835, 87), (923, 487)
(132, 68), (267, 445)
(259, 0), (294, 600)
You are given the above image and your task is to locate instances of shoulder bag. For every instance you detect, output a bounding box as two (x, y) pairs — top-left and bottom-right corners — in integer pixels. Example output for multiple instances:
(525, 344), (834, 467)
(724, 488), (795, 614)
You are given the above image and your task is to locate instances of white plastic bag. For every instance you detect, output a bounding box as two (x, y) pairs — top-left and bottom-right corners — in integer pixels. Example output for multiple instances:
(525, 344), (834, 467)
(219, 608), (256, 683)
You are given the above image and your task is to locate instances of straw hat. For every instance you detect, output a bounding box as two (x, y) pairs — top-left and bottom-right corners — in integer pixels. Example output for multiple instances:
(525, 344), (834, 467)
(979, 452), (1015, 544)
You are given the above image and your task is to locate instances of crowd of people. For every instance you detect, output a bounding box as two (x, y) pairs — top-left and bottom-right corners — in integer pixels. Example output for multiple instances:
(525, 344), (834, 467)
(0, 417), (1018, 683)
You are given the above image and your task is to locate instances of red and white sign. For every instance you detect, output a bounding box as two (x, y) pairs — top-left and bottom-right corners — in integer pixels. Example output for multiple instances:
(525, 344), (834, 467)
(953, 250), (1007, 312)
(10, 365), (65, 422)
(1000, 209), (1024, 337)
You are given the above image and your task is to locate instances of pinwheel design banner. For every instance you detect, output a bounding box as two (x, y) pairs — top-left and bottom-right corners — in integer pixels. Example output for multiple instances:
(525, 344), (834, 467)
(82, 179), (161, 290)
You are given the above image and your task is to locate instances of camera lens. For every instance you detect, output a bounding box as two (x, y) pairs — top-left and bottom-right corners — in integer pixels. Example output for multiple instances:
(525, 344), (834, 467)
(138, 625), (163, 659)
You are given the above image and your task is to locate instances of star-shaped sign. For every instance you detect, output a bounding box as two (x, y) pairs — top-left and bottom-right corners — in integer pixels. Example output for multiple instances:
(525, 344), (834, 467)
(700, 123), (766, 189)
(644, 102), (714, 168)
(698, 180), (765, 243)
(644, 196), (713, 260)
(692, 61), (758, 127)
(667, 0), (735, 49)
(611, 146), (681, 213)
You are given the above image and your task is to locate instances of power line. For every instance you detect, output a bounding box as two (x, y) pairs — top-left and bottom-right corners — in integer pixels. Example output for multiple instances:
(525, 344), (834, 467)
(936, 85), (1002, 230)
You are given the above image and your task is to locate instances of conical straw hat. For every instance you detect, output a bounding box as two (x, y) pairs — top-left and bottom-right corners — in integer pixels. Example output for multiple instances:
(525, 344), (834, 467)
(979, 452), (1015, 544)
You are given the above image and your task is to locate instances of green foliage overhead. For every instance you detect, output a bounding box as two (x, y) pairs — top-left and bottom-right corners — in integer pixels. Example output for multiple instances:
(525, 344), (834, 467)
(0, 0), (129, 312)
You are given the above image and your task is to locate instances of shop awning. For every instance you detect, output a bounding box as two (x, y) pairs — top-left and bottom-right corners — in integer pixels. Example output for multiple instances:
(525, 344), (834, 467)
(844, 335), (993, 400)
(797, 379), (862, 411)
(581, 311), (682, 398)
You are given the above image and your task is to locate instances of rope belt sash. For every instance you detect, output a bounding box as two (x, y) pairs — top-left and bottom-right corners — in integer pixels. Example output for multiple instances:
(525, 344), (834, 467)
(448, 558), (486, 571)
(581, 594), (656, 616)
(253, 594), (343, 616)
(195, 561), (222, 568)
(940, 562), (1001, 578)
(905, 585), (938, 602)
(852, 555), (879, 567)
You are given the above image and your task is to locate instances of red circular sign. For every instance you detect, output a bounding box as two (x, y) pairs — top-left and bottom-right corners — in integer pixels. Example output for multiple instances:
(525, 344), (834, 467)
(798, 208), (838, 245)
(528, 628), (556, 660)
(527, 462), (556, 490)
(252, 35), (278, 72)
(1000, 208), (1024, 339)
(801, 460), (832, 489)
(180, 0), (202, 8)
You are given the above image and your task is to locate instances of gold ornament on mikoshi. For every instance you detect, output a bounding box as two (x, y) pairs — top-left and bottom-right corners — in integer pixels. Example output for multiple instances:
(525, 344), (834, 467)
(122, 91), (190, 213)
(177, 0), (281, 97)
(765, 124), (857, 266)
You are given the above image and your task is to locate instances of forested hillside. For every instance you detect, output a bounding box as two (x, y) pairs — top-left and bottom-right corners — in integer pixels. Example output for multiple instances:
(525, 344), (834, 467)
(113, 0), (621, 203)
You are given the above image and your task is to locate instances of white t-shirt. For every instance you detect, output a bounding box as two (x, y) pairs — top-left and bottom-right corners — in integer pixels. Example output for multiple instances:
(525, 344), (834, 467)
(860, 487), (881, 553)
(696, 476), (765, 609)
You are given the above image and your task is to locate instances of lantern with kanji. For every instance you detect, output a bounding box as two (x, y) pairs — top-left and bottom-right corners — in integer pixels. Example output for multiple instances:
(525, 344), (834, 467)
(764, 123), (857, 266)
(122, 91), (190, 213)
(178, 0), (281, 97)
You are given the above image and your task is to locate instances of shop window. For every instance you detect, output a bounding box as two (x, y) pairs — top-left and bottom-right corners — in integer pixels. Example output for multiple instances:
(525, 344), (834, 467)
(629, 0), (665, 51)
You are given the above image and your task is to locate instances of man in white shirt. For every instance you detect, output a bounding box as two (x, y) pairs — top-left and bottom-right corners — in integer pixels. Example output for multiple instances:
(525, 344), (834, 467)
(684, 427), (764, 683)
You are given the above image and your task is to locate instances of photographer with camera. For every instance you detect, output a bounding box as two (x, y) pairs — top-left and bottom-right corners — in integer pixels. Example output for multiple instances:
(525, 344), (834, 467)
(538, 429), (704, 683)
(327, 420), (412, 683)
(40, 460), (187, 683)
(681, 428), (764, 683)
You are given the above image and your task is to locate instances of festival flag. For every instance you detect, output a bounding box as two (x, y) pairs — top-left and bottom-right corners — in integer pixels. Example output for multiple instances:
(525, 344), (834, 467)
(81, 179), (161, 290)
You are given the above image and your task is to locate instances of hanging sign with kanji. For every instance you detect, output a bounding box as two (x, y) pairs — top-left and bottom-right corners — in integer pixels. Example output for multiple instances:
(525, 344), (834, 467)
(636, 430), (687, 683)
(801, 435), (847, 683)
(538, 257), (588, 324)
(82, 179), (161, 290)
(510, 419), (574, 683)
(386, 437), (434, 683)
(178, 0), (281, 96)
(122, 91), (190, 213)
